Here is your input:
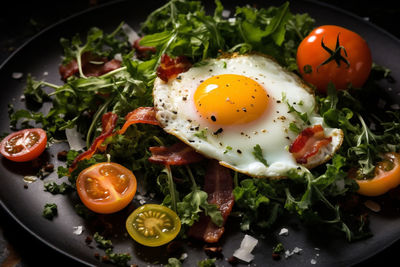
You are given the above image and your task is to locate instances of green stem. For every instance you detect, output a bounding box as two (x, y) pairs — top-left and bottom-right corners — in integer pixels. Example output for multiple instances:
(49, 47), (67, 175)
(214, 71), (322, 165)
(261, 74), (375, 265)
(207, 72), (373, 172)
(233, 171), (238, 188)
(165, 165), (177, 212)
(86, 97), (113, 148)
(99, 66), (127, 79)
(185, 165), (197, 189)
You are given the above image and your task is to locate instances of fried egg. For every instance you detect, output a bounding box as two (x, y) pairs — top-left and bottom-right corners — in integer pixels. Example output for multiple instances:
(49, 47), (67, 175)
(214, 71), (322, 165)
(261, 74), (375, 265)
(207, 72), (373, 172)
(153, 53), (343, 178)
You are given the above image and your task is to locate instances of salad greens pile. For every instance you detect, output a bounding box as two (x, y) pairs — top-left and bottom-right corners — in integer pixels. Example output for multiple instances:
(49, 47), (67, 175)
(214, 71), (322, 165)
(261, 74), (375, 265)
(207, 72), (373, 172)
(7, 0), (400, 264)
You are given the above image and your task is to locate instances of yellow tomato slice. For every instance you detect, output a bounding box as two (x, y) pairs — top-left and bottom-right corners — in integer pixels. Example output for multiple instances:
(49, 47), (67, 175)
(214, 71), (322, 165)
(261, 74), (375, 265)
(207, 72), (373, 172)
(126, 204), (181, 247)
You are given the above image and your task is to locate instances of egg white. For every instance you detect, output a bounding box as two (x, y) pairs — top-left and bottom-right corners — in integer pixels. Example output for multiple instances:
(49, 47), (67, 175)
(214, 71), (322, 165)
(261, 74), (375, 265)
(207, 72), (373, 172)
(153, 53), (343, 178)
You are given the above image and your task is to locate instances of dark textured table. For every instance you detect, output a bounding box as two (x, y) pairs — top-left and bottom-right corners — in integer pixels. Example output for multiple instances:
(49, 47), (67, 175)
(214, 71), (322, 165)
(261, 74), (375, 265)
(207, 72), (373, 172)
(1, 1), (399, 266)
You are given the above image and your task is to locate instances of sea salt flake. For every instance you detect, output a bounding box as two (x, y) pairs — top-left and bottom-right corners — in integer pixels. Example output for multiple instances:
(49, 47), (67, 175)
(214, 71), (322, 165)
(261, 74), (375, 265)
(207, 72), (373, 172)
(233, 234), (258, 262)
(12, 72), (23, 79)
(73, 226), (83, 235)
(279, 228), (289, 236)
(284, 247), (303, 258)
(311, 259), (317, 264)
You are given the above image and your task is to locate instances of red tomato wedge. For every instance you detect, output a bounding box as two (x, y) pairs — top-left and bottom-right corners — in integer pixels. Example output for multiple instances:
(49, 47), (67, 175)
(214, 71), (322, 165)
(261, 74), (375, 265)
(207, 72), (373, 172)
(0, 128), (47, 162)
(76, 162), (137, 214)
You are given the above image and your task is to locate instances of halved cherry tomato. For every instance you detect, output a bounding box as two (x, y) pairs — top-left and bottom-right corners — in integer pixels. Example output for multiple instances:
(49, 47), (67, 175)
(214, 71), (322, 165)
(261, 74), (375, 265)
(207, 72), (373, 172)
(76, 162), (137, 214)
(297, 25), (372, 93)
(0, 128), (47, 162)
(126, 204), (181, 247)
(354, 152), (400, 197)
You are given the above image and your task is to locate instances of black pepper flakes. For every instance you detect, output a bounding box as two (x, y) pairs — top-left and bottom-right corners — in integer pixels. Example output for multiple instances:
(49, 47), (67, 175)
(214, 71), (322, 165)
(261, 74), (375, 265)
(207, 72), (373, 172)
(237, 149), (242, 154)
(211, 115), (217, 122)
(213, 128), (223, 135)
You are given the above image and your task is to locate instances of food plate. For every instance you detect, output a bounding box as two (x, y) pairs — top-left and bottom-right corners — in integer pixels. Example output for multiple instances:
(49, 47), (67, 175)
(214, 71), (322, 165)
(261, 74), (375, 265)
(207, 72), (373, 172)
(1, 0), (400, 266)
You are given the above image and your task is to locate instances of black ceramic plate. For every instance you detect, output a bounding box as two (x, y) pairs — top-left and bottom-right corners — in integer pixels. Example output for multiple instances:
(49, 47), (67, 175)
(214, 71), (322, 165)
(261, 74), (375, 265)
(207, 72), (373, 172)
(1, 0), (400, 266)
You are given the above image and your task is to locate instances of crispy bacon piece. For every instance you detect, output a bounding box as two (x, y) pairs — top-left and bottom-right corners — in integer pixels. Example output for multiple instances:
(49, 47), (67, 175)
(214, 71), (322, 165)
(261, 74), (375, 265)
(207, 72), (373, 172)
(69, 112), (118, 171)
(289, 124), (332, 164)
(118, 107), (159, 135)
(188, 160), (234, 243)
(59, 52), (121, 81)
(148, 142), (204, 165)
(133, 37), (157, 59)
(156, 54), (191, 82)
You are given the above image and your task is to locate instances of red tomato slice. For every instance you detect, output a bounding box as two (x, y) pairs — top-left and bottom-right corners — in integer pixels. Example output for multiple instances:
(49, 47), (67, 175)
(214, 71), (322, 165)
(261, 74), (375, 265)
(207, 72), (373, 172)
(0, 128), (47, 162)
(76, 162), (137, 214)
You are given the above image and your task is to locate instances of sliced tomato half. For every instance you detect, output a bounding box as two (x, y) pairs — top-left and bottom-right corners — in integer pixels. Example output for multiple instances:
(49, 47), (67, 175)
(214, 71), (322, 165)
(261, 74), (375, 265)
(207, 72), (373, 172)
(0, 128), (47, 162)
(355, 152), (400, 196)
(76, 162), (137, 214)
(126, 204), (181, 247)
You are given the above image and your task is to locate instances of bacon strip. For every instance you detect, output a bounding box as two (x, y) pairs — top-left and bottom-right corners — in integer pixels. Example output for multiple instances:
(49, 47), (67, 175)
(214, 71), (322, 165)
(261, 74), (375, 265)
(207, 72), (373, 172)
(118, 107), (159, 135)
(133, 37), (157, 60)
(59, 52), (121, 81)
(69, 112), (118, 171)
(289, 124), (332, 164)
(156, 54), (191, 82)
(188, 160), (234, 243)
(148, 142), (204, 165)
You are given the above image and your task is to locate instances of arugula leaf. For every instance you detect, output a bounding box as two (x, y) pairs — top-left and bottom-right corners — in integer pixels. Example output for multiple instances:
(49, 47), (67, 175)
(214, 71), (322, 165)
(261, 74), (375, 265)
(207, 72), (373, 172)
(166, 258), (182, 267)
(42, 203), (58, 220)
(94, 232), (113, 249)
(44, 181), (74, 194)
(60, 22), (130, 66)
(197, 258), (216, 267)
(23, 74), (50, 107)
(233, 178), (279, 231)
(177, 187), (223, 227)
(252, 144), (268, 167)
(104, 248), (131, 266)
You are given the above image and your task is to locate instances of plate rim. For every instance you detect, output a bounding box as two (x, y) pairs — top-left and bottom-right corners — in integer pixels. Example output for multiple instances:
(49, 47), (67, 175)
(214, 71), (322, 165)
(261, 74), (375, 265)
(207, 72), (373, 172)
(1, 0), (400, 266)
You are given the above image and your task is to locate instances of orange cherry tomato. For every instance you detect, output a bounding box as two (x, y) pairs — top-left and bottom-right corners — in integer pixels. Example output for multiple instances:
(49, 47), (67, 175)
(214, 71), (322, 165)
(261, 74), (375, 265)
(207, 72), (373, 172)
(297, 25), (372, 93)
(76, 162), (137, 214)
(354, 152), (400, 197)
(0, 128), (47, 162)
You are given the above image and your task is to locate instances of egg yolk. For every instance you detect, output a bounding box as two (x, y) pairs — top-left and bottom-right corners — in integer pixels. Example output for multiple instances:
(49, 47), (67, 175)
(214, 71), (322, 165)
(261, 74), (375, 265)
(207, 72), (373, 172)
(194, 74), (269, 125)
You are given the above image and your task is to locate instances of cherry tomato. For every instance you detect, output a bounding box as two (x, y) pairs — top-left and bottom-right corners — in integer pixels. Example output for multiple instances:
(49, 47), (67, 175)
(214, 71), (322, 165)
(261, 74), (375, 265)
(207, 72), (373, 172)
(354, 152), (400, 197)
(0, 128), (47, 162)
(126, 204), (181, 247)
(297, 25), (372, 93)
(76, 162), (137, 214)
